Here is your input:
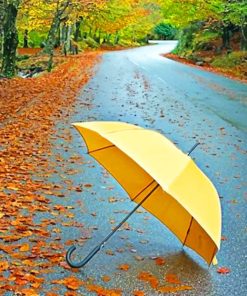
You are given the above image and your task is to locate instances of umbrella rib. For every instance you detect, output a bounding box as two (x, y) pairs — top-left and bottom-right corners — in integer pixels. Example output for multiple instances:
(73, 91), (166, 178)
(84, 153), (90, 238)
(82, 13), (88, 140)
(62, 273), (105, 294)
(89, 144), (115, 153)
(183, 217), (193, 246)
(132, 180), (156, 202)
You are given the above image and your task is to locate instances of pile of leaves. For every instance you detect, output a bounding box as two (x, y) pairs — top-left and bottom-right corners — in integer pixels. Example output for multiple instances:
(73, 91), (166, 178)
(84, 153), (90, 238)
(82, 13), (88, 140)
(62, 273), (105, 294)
(0, 52), (99, 295)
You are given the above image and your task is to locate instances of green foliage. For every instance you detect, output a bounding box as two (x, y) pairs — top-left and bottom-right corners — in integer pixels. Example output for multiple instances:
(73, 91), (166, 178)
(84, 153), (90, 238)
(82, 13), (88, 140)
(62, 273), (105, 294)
(221, 0), (247, 26)
(172, 22), (203, 56)
(18, 30), (46, 48)
(16, 54), (29, 61)
(212, 51), (247, 68)
(192, 30), (220, 50)
(83, 37), (100, 49)
(161, 0), (223, 29)
(77, 40), (89, 50)
(154, 23), (177, 40)
(118, 39), (140, 47)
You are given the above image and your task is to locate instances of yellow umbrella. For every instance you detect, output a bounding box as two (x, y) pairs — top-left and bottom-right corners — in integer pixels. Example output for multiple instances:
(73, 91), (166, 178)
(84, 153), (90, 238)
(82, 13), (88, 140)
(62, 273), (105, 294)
(66, 121), (221, 268)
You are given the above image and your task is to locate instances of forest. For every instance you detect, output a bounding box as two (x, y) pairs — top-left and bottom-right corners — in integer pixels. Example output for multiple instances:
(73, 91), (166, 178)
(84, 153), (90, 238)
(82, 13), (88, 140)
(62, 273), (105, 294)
(0, 0), (246, 78)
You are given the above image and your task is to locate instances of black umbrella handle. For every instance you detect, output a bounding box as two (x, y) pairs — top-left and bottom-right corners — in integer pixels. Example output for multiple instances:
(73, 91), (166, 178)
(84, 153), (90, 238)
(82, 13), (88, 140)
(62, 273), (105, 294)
(66, 244), (102, 268)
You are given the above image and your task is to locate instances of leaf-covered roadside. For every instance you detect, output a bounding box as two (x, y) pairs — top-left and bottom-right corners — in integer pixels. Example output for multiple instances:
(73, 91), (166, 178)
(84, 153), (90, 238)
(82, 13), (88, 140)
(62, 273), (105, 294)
(0, 52), (99, 295)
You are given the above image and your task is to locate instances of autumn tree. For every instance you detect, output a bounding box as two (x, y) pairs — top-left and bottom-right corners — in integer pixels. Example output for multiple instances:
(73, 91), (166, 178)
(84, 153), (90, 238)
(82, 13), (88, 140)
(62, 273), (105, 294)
(161, 0), (247, 52)
(82, 0), (162, 45)
(222, 0), (247, 50)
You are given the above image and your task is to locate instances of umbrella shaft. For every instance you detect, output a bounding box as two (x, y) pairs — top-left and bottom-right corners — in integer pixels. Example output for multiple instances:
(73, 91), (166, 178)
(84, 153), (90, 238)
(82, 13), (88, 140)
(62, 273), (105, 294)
(102, 183), (159, 245)
(187, 143), (200, 156)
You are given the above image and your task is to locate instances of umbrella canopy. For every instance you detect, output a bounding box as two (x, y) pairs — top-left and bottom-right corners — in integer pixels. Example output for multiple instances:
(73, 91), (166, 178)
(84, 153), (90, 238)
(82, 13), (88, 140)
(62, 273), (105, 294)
(72, 121), (221, 265)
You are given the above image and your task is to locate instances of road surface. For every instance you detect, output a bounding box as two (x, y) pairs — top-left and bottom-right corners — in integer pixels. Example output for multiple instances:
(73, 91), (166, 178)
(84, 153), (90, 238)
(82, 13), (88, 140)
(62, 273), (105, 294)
(49, 41), (247, 295)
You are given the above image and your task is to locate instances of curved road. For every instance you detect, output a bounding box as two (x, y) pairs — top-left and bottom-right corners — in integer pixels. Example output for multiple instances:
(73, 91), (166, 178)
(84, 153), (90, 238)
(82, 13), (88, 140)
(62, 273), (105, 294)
(58, 42), (247, 295)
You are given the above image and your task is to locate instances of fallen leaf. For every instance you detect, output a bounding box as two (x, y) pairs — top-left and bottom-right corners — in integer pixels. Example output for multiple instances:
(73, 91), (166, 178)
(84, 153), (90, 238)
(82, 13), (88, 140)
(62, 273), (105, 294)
(155, 257), (165, 266)
(138, 271), (159, 289)
(0, 261), (9, 271)
(19, 288), (39, 296)
(118, 264), (130, 271)
(134, 255), (144, 261)
(105, 249), (115, 256)
(108, 197), (118, 203)
(165, 273), (181, 284)
(158, 285), (192, 292)
(133, 291), (145, 296)
(217, 267), (231, 274)
(20, 243), (30, 252)
(65, 292), (77, 296)
(102, 275), (111, 282)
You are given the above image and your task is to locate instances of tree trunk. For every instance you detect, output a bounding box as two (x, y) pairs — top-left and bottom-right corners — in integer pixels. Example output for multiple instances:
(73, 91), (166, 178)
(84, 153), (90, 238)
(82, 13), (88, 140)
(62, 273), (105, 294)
(23, 29), (28, 48)
(46, 15), (60, 72)
(61, 22), (67, 56)
(2, 1), (20, 78)
(0, 0), (4, 59)
(240, 23), (247, 51)
(221, 25), (232, 52)
(114, 32), (119, 45)
(44, 0), (70, 71)
(74, 16), (83, 42)
(56, 24), (61, 47)
(44, 12), (61, 55)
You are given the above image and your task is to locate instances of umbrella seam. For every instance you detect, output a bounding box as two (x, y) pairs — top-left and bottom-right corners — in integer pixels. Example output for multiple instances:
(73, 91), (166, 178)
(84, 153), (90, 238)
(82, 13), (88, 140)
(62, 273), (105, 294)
(89, 144), (115, 154)
(183, 217), (193, 246)
(132, 180), (156, 202)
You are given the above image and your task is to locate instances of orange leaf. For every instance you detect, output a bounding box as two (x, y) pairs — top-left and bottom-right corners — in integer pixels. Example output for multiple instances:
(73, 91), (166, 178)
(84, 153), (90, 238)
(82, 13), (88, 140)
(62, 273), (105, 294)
(155, 257), (165, 266)
(102, 275), (111, 282)
(0, 261), (9, 271)
(19, 288), (39, 296)
(217, 267), (231, 274)
(20, 243), (30, 252)
(118, 264), (130, 271)
(63, 276), (84, 290)
(87, 284), (104, 294)
(165, 273), (181, 284)
(158, 285), (193, 292)
(65, 292), (77, 296)
(133, 291), (145, 296)
(138, 271), (159, 289)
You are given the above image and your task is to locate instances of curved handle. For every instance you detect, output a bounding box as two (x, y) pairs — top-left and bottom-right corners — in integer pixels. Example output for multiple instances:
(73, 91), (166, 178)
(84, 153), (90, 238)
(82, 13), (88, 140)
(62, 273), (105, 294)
(66, 244), (102, 268)
(65, 184), (160, 269)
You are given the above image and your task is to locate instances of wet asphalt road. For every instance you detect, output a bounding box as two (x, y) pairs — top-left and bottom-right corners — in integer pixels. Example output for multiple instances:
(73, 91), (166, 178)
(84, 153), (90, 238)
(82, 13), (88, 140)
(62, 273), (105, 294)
(49, 41), (246, 295)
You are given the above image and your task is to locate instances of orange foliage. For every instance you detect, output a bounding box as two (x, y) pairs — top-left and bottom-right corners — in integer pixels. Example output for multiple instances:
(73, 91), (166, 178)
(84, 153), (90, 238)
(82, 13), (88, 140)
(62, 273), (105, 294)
(158, 285), (193, 293)
(118, 264), (130, 271)
(137, 271), (159, 289)
(165, 273), (181, 284)
(155, 257), (165, 266)
(17, 48), (42, 55)
(87, 284), (122, 296)
(0, 52), (99, 293)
